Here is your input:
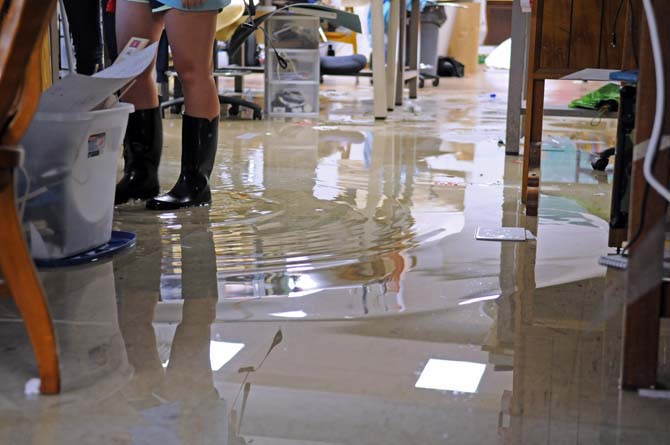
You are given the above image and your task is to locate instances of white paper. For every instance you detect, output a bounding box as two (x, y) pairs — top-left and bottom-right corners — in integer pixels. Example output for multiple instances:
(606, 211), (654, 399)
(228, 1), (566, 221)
(37, 43), (159, 113)
(93, 42), (158, 80)
(561, 68), (617, 81)
(520, 0), (531, 13)
(115, 37), (150, 64)
(37, 74), (131, 113)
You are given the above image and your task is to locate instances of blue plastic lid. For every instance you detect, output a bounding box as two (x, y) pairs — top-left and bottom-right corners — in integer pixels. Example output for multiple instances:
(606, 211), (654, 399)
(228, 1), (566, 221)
(35, 230), (136, 268)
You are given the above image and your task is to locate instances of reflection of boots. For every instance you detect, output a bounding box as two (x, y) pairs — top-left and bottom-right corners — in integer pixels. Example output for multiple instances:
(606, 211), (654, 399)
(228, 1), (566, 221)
(115, 108), (163, 205)
(146, 115), (218, 210)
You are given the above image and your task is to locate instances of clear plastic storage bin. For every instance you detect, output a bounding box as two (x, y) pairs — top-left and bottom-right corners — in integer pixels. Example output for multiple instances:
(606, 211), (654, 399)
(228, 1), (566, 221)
(265, 14), (320, 118)
(267, 49), (320, 83)
(20, 102), (133, 260)
(266, 15), (320, 49)
(267, 84), (319, 117)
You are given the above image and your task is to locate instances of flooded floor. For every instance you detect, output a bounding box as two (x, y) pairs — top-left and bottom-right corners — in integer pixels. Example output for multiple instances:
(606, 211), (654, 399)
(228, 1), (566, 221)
(2, 70), (670, 444)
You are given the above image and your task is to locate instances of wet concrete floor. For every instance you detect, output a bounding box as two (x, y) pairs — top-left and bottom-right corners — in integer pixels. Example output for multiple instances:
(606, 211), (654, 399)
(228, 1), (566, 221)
(1, 70), (670, 444)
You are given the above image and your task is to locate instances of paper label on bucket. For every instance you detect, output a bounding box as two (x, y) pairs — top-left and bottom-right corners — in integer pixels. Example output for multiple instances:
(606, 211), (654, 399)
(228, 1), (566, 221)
(88, 133), (106, 158)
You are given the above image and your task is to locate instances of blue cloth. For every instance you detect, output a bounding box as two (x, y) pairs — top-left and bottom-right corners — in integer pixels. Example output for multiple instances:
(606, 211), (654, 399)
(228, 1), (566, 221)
(152, 0), (230, 11)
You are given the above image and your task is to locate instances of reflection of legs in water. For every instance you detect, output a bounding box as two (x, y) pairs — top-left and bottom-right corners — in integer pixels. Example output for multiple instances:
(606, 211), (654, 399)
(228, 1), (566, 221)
(116, 226), (164, 400)
(163, 224), (222, 442)
(165, 225), (219, 401)
(116, 221), (226, 442)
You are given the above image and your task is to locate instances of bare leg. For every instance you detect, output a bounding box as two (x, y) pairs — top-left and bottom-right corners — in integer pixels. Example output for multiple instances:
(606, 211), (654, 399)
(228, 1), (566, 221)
(115, 0), (165, 110)
(145, 9), (220, 210)
(164, 9), (219, 119)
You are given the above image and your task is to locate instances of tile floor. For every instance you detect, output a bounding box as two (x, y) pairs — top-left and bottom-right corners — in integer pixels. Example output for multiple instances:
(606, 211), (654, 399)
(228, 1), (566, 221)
(1, 69), (669, 444)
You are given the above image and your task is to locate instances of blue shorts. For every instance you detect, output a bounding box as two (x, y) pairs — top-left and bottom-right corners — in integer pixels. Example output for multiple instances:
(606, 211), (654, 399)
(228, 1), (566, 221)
(129, 0), (228, 12)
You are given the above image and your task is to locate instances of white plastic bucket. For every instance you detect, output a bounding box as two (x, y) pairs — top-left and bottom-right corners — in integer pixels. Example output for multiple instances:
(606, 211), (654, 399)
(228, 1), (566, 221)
(20, 102), (134, 260)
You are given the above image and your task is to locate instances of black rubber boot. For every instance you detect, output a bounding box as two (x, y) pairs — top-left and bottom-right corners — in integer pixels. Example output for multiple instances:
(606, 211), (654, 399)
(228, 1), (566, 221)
(146, 114), (218, 211)
(115, 108), (163, 205)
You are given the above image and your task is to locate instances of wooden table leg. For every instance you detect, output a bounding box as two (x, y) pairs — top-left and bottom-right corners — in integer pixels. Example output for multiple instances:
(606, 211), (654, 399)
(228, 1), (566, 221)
(407, 0), (420, 99)
(386, 0), (400, 111)
(396, 3), (407, 107)
(504, 0), (528, 156)
(523, 78), (544, 216)
(370, 0), (388, 119)
(0, 168), (60, 394)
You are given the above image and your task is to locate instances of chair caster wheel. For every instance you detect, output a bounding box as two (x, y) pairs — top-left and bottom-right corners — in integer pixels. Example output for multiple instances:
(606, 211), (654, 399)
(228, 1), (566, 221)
(591, 157), (609, 171)
(432, 78), (439, 87)
(228, 104), (240, 117)
(419, 78), (425, 88)
(253, 110), (262, 120)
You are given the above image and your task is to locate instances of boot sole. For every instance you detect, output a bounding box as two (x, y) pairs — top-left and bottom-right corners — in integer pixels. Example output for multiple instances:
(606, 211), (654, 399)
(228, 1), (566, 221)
(114, 186), (160, 206)
(145, 200), (212, 211)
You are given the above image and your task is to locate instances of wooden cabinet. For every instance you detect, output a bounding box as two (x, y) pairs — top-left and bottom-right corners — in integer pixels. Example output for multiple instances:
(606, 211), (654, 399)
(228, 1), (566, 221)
(485, 0), (513, 45)
(522, 0), (637, 215)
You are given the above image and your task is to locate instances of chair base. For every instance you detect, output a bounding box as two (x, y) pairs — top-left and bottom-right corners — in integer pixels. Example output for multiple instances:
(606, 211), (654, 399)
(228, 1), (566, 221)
(160, 96), (262, 121)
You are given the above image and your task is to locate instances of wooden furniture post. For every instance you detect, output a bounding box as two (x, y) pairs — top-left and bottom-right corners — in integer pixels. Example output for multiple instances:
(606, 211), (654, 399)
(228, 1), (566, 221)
(621, 0), (670, 390)
(522, 0), (631, 215)
(521, 0), (545, 213)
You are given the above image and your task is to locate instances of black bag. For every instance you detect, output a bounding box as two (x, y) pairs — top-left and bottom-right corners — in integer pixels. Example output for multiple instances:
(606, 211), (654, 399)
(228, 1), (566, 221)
(437, 56), (465, 77)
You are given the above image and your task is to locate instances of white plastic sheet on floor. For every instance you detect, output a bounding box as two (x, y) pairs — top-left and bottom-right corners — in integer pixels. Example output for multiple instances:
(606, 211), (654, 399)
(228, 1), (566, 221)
(485, 38), (511, 70)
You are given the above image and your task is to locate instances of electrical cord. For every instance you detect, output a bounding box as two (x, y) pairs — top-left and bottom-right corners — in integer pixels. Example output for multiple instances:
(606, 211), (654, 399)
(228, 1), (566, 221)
(641, 0), (669, 203)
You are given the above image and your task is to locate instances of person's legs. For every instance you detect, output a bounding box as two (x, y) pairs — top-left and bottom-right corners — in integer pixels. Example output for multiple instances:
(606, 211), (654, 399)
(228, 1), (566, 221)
(114, 1), (166, 205)
(163, 9), (219, 119)
(146, 9), (220, 210)
(63, 0), (104, 75)
(115, 0), (165, 109)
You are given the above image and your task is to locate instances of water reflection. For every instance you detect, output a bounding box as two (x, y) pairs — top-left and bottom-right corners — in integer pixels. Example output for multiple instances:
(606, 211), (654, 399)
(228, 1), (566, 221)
(493, 156), (670, 444)
(5, 71), (666, 444)
(115, 124), (616, 323)
(115, 212), (225, 443)
(134, 127), (467, 320)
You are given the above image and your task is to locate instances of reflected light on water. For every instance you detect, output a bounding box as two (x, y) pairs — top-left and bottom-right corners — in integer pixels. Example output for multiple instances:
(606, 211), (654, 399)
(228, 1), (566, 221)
(457, 294), (501, 306)
(210, 341), (245, 371)
(161, 341), (245, 371)
(269, 310), (308, 318)
(415, 359), (486, 393)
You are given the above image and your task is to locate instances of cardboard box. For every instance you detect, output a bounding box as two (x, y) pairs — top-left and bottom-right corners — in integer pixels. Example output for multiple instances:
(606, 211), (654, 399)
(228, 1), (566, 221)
(447, 2), (481, 76)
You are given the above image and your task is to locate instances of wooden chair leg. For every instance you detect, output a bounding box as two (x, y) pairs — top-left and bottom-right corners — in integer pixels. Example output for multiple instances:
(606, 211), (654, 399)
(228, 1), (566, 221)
(0, 168), (60, 394)
(523, 78), (544, 216)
